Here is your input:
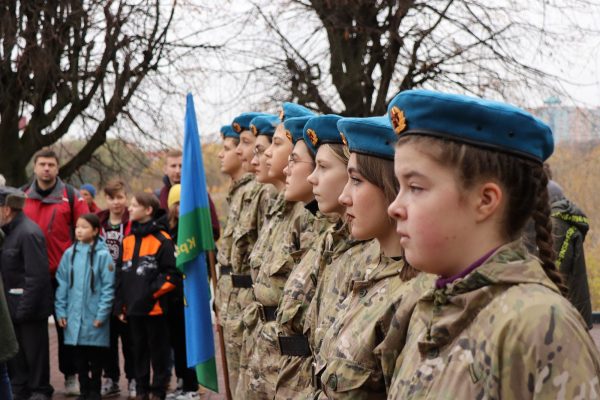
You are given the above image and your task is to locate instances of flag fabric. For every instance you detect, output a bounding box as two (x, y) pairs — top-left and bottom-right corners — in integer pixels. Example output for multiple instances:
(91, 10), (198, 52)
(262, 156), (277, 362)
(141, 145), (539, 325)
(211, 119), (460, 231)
(177, 93), (218, 392)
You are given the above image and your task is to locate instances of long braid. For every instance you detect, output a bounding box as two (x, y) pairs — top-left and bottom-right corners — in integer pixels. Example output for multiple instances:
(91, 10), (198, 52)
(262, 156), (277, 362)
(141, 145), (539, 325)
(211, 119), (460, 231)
(531, 164), (567, 296)
(70, 241), (77, 288)
(90, 235), (98, 293)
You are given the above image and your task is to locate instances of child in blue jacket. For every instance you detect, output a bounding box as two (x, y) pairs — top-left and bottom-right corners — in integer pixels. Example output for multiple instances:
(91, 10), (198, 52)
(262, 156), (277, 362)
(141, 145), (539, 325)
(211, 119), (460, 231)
(55, 213), (115, 400)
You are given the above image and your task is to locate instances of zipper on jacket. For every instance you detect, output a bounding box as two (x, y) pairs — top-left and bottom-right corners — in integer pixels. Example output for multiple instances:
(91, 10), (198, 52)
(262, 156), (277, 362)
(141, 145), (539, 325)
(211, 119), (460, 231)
(47, 209), (57, 233)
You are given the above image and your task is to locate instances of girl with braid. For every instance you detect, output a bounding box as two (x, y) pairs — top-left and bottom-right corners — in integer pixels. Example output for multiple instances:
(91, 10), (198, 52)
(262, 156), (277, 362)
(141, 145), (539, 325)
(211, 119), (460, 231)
(384, 90), (600, 399)
(55, 213), (115, 400)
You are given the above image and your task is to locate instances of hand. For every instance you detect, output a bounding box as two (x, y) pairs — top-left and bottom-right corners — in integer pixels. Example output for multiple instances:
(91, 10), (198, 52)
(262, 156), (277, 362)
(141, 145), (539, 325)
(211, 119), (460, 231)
(118, 313), (127, 323)
(93, 320), (103, 328)
(58, 318), (67, 328)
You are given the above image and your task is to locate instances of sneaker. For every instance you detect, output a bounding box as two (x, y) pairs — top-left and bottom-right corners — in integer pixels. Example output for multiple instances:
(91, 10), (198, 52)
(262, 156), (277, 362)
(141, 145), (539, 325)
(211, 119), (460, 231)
(175, 392), (200, 400)
(65, 375), (80, 396)
(101, 378), (120, 398)
(128, 379), (137, 399)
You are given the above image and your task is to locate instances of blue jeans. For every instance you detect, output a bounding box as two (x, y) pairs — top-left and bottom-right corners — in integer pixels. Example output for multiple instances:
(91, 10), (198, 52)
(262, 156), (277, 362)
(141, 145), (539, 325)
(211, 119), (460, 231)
(0, 362), (13, 400)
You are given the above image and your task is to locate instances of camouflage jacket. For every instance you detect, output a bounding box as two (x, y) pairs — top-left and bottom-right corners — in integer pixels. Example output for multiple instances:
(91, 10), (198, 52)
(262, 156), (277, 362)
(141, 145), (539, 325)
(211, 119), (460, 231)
(276, 216), (339, 335)
(388, 240), (600, 399)
(229, 180), (277, 276)
(216, 173), (255, 269)
(306, 239), (379, 368)
(215, 173), (255, 316)
(317, 254), (430, 399)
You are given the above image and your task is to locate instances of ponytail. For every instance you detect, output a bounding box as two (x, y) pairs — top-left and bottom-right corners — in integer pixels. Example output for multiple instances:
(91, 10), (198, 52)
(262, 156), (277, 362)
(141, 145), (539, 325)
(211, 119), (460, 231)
(531, 165), (567, 296)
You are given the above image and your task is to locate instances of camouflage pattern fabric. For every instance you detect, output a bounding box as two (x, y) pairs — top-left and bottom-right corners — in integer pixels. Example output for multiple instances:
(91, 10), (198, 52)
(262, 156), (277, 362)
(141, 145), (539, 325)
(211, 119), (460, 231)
(388, 240), (600, 399)
(236, 195), (317, 399)
(273, 217), (340, 400)
(215, 173), (254, 318)
(244, 202), (318, 400)
(316, 254), (431, 399)
(219, 179), (276, 394)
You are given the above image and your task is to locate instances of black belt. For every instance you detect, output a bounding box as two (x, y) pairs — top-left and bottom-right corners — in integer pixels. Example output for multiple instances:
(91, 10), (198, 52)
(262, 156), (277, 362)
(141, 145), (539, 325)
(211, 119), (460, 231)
(259, 305), (277, 322)
(278, 334), (311, 357)
(220, 265), (232, 276)
(231, 274), (253, 288)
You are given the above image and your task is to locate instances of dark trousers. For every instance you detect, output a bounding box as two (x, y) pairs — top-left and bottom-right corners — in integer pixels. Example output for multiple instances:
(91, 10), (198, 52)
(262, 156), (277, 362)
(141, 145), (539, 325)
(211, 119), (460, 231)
(52, 278), (77, 377)
(7, 319), (53, 399)
(102, 316), (135, 381)
(167, 296), (198, 392)
(129, 315), (171, 399)
(72, 345), (104, 398)
(0, 363), (13, 400)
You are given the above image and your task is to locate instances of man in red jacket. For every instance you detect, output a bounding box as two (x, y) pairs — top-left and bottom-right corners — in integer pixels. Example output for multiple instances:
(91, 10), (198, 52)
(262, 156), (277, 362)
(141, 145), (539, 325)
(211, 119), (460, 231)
(22, 148), (89, 396)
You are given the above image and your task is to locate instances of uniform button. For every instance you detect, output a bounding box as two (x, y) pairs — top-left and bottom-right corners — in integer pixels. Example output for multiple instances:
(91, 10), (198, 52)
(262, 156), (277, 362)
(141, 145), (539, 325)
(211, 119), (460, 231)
(358, 288), (367, 298)
(327, 374), (337, 390)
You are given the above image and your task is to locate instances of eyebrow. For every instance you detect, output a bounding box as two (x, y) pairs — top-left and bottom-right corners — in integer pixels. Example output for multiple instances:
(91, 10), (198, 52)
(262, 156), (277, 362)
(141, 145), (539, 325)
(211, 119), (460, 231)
(400, 170), (427, 180)
(347, 166), (359, 174)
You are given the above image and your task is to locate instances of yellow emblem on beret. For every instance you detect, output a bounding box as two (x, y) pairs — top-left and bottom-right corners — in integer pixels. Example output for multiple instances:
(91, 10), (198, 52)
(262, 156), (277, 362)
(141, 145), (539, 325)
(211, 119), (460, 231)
(279, 109), (285, 121)
(232, 122), (242, 133)
(307, 129), (318, 146)
(390, 106), (407, 135)
(340, 132), (348, 146)
(285, 130), (293, 142)
(251, 125), (258, 136)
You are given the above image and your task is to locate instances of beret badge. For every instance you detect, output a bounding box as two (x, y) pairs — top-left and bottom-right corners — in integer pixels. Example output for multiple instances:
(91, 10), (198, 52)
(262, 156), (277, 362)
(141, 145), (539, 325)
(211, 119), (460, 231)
(390, 106), (407, 135)
(307, 129), (318, 146)
(251, 125), (258, 136)
(232, 122), (242, 133)
(340, 132), (348, 146)
(285, 130), (293, 142)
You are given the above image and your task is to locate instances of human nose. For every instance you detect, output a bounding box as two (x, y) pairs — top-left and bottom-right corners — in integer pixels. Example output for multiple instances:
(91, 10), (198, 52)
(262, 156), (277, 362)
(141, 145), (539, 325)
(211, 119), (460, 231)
(338, 180), (352, 207)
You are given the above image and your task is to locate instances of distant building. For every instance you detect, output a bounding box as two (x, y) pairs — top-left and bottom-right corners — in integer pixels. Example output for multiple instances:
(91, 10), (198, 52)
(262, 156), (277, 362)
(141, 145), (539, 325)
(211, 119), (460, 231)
(530, 97), (600, 143)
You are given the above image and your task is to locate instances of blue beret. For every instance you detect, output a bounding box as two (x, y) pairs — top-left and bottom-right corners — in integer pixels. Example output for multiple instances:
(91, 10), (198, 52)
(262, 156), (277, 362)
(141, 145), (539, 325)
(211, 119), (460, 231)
(232, 112), (268, 133)
(337, 116), (397, 160)
(280, 102), (315, 122)
(250, 114), (280, 138)
(303, 114), (343, 155)
(284, 116), (312, 144)
(387, 89), (554, 162)
(80, 183), (96, 198)
(220, 125), (239, 139)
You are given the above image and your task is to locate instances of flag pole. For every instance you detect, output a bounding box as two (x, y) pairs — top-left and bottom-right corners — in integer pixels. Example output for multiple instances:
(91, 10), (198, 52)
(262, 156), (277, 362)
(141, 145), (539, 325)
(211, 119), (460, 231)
(208, 250), (233, 400)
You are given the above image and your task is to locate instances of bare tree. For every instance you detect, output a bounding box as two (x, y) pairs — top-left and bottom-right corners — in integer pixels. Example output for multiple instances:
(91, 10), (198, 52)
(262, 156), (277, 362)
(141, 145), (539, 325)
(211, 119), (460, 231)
(0, 0), (180, 185)
(236, 0), (599, 116)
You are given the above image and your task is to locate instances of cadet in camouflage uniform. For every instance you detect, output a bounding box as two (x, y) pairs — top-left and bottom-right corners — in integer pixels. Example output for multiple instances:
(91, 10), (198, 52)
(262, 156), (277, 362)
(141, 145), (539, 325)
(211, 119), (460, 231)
(312, 116), (424, 399)
(242, 114), (321, 400)
(274, 115), (349, 399)
(235, 103), (317, 398)
(385, 90), (600, 399)
(217, 112), (275, 392)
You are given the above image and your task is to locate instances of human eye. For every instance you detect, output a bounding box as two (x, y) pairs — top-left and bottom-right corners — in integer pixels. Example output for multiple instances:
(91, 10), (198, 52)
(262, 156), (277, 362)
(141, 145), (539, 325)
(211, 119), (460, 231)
(349, 175), (361, 185)
(409, 184), (423, 193)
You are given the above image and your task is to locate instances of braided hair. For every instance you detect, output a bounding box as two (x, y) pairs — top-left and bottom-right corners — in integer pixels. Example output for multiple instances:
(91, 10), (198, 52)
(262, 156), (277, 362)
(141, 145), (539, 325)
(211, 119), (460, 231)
(70, 213), (101, 293)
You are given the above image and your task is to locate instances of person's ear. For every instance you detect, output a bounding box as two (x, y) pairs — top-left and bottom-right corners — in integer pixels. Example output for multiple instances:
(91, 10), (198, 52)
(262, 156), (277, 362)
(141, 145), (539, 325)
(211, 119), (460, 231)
(145, 206), (154, 217)
(473, 182), (503, 223)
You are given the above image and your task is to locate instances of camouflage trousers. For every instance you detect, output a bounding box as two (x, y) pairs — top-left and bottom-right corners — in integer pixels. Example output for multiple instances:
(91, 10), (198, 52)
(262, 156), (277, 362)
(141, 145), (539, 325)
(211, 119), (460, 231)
(246, 318), (281, 400)
(234, 302), (262, 399)
(222, 287), (254, 396)
(215, 272), (232, 321)
(274, 354), (314, 400)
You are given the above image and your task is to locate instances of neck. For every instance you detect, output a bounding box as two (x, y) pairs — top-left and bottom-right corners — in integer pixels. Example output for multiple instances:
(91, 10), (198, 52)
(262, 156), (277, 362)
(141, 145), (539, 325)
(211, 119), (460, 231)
(443, 234), (506, 278)
(137, 216), (152, 224)
(376, 225), (404, 258)
(109, 212), (124, 224)
(231, 168), (244, 182)
(80, 238), (95, 245)
(36, 178), (57, 191)
(273, 180), (285, 192)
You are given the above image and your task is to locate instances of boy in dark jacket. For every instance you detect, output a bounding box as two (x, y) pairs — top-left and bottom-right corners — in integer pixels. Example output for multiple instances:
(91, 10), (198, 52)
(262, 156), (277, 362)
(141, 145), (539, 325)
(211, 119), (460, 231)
(115, 192), (180, 400)
(0, 187), (53, 400)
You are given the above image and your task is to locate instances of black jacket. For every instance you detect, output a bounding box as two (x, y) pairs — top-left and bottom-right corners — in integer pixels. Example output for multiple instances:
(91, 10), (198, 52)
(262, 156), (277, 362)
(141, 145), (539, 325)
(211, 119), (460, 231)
(551, 199), (593, 328)
(115, 211), (181, 317)
(0, 212), (53, 322)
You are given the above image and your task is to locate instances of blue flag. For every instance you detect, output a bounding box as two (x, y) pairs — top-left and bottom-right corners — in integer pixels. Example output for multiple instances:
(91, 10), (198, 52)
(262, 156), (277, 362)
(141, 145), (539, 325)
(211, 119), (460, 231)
(177, 93), (218, 392)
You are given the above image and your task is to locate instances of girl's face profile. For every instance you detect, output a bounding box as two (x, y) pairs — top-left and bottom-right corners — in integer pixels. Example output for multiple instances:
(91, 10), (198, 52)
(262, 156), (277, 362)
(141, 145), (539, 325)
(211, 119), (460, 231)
(75, 218), (98, 244)
(388, 143), (476, 276)
(307, 144), (347, 215)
